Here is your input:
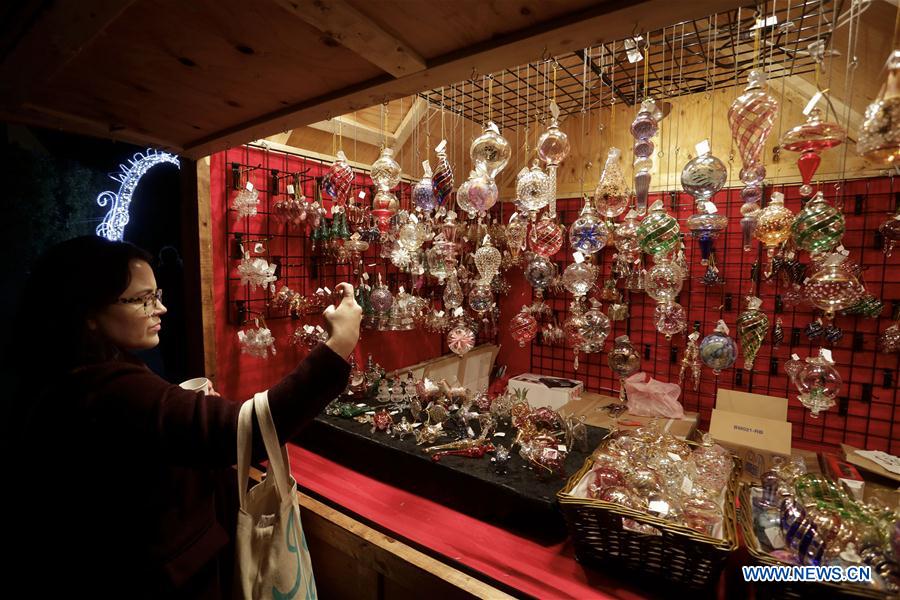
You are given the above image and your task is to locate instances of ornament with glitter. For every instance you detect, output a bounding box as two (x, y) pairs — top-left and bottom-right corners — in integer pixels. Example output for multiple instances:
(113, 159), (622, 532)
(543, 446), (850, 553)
(737, 296), (769, 371)
(754, 191), (794, 275)
(594, 147), (629, 218)
(516, 160), (551, 214)
(474, 235), (502, 284)
(412, 160), (437, 212)
(879, 320), (900, 353)
(679, 331), (701, 392)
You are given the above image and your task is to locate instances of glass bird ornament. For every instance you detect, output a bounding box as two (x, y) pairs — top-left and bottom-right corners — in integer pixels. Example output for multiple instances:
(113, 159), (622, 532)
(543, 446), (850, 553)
(322, 150), (354, 205)
(699, 320), (737, 375)
(637, 200), (680, 257)
(515, 160), (551, 214)
(804, 253), (865, 320)
(412, 160), (437, 212)
(594, 147), (629, 218)
(509, 306), (538, 348)
(754, 191), (794, 274)
(858, 50), (900, 164)
(562, 260), (597, 298)
(791, 191), (845, 254)
(794, 349), (842, 418)
(470, 121), (511, 179)
(728, 69), (779, 249)
(371, 147), (401, 191)
(432, 140), (454, 207)
(608, 335), (641, 402)
(569, 198), (609, 255)
(529, 212), (564, 257)
(474, 235), (502, 284)
(780, 107), (846, 198)
(737, 296), (769, 371)
(631, 98), (659, 215)
(879, 210), (900, 257)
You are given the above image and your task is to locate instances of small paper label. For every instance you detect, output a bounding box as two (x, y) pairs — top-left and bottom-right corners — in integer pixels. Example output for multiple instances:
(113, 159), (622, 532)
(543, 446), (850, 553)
(751, 15), (779, 30)
(836, 244), (850, 256)
(358, 191), (366, 200)
(246, 181), (254, 191)
(705, 201), (718, 214)
(695, 139), (711, 156)
(412, 423), (422, 428)
(254, 242), (264, 254)
(557, 444), (568, 452)
(323, 286), (332, 295)
(399, 286), (405, 294)
(390, 411), (399, 415)
(821, 348), (834, 363)
(493, 432), (506, 437)
(436, 310), (445, 317)
(509, 211), (519, 222)
(454, 307), (464, 317)
(668, 452), (683, 462)
(436, 139), (447, 153)
(681, 476), (693, 495)
(791, 353), (800, 361)
(362, 273), (370, 281)
(365, 411), (375, 415)
(467, 427), (475, 437)
(764, 526), (785, 549)
(573, 251), (585, 264)
(356, 403), (367, 407)
(287, 184), (295, 195)
(648, 500), (669, 516)
(422, 160), (430, 172)
(803, 91), (823, 116)
(410, 214), (419, 224)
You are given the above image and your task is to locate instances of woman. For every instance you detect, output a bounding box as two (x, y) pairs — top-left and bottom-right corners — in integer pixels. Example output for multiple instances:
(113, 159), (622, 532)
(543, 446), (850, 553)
(6, 235), (361, 598)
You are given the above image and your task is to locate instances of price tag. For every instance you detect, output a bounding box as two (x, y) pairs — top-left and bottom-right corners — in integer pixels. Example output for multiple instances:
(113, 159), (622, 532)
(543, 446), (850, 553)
(254, 242), (265, 254)
(751, 15), (778, 29)
(836, 244), (850, 256)
(573, 251), (585, 264)
(412, 422), (422, 428)
(246, 181), (254, 191)
(648, 500), (670, 516)
(365, 411), (376, 415)
(422, 160), (431, 173)
(358, 191), (366, 200)
(695, 139), (711, 156)
(436, 139), (447, 153)
(287, 184), (295, 195)
(436, 310), (445, 317)
(323, 286), (332, 295)
(668, 452), (683, 462)
(705, 201), (718, 214)
(821, 348), (834, 363)
(454, 307), (464, 317)
(493, 432), (506, 437)
(509, 211), (519, 222)
(557, 444), (568, 452)
(791, 353), (800, 361)
(390, 411), (399, 415)
(355, 403), (367, 407)
(681, 476), (693, 495)
(803, 91), (824, 116)
(764, 526), (785, 549)
(410, 214), (419, 224)
(399, 286), (405, 294)
(362, 272), (370, 281)
(467, 427), (475, 437)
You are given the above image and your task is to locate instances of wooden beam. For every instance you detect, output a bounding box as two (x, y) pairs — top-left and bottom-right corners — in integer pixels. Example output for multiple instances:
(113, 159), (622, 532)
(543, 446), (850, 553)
(0, 0), (136, 109)
(308, 116), (390, 148)
(195, 157), (218, 382)
(246, 138), (416, 181)
(392, 97), (428, 150)
(183, 0), (749, 159)
(272, 0), (426, 78)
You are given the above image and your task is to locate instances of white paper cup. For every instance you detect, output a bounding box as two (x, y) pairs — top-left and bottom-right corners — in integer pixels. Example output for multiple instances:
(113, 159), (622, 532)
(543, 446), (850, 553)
(179, 377), (211, 394)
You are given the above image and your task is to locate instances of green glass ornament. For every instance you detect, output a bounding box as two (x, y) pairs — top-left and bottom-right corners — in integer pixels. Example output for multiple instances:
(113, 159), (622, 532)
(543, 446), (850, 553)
(736, 296), (769, 371)
(637, 200), (681, 257)
(791, 191), (845, 254)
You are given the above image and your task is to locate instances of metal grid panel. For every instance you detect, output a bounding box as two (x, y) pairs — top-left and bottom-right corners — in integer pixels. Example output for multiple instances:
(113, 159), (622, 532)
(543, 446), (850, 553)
(419, 0), (836, 130)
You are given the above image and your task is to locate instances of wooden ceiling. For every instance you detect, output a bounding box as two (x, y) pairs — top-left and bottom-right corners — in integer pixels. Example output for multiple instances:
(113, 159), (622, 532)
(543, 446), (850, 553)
(0, 0), (749, 160)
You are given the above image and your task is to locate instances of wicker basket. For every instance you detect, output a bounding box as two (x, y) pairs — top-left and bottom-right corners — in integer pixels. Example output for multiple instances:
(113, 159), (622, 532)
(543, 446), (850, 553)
(557, 455), (739, 590)
(737, 483), (892, 600)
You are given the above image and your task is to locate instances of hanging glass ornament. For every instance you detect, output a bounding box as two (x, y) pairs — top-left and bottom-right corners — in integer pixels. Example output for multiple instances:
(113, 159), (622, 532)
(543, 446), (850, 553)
(637, 200), (680, 257)
(791, 191), (845, 254)
(683, 150), (728, 275)
(232, 184), (260, 219)
(614, 209), (642, 258)
(569, 198), (609, 255)
(455, 172), (476, 217)
(322, 150), (354, 205)
(564, 305), (586, 370)
(737, 296), (769, 371)
(474, 235), (502, 284)
(699, 320), (737, 374)
(655, 301), (687, 340)
(432, 140), (454, 206)
(516, 160), (551, 214)
(471, 121), (511, 179)
(443, 270), (464, 310)
(562, 260), (597, 297)
(804, 253), (865, 320)
(468, 283), (494, 314)
(505, 212), (529, 262)
(398, 219), (426, 252)
(371, 147), (401, 191)
(793, 349), (841, 418)
(631, 98), (659, 215)
(370, 275), (394, 315)
(608, 301), (629, 321)
(466, 165), (499, 215)
(509, 306), (538, 347)
(879, 321), (900, 353)
(679, 331), (701, 392)
(728, 69), (779, 249)
(372, 189), (398, 230)
(448, 322), (476, 356)
(523, 254), (556, 293)
(529, 213), (564, 257)
(879, 210), (900, 257)
(579, 299), (611, 351)
(645, 260), (683, 303)
(839, 294), (885, 319)
(772, 317), (784, 349)
(608, 335), (641, 402)
(858, 51), (900, 163)
(784, 353), (804, 385)
(594, 147), (629, 218)
(538, 101), (569, 217)
(754, 191), (794, 274)
(412, 160), (437, 212)
(780, 107), (846, 197)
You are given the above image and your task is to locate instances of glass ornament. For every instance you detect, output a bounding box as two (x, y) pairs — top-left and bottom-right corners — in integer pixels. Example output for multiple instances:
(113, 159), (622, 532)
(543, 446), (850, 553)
(839, 293), (885, 319)
(614, 210), (642, 258)
(804, 254), (865, 319)
(470, 121), (511, 179)
(467, 169), (499, 214)
(637, 200), (680, 257)
(679, 331), (701, 391)
(594, 147), (629, 218)
(781, 107), (846, 197)
(372, 189), (398, 229)
(448, 324), (476, 356)
(509, 307), (538, 347)
(791, 191), (845, 254)
(371, 147), (401, 191)
(737, 296), (769, 371)
(858, 51), (900, 163)
(455, 172), (475, 217)
(608, 335), (641, 402)
(654, 301), (687, 339)
(474, 235), (502, 284)
(398, 219), (426, 251)
(468, 283), (494, 314)
(794, 349), (842, 418)
(537, 114), (570, 168)
(879, 321), (900, 353)
(645, 259), (683, 303)
(232, 185), (260, 218)
(631, 98), (659, 215)
(699, 320), (737, 374)
(515, 160), (551, 214)
(569, 199), (609, 255)
(412, 161), (437, 212)
(562, 261), (597, 297)
(681, 151), (727, 201)
(579, 299), (611, 351)
(322, 150), (354, 205)
(879, 212), (900, 257)
(443, 271), (464, 310)
(523, 254), (556, 291)
(370, 280), (394, 315)
(529, 213), (564, 257)
(754, 191), (794, 271)
(506, 212), (529, 261)
(432, 140), (454, 206)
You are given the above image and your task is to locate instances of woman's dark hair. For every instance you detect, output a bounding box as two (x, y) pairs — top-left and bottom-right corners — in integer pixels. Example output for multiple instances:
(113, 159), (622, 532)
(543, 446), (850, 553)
(10, 235), (154, 376)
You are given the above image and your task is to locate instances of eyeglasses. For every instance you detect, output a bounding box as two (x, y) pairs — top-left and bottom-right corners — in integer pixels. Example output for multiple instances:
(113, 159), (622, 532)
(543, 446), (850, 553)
(118, 289), (164, 316)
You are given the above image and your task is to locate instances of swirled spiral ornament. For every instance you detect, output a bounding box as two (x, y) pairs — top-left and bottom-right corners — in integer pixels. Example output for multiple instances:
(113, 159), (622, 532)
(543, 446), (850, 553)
(737, 296), (769, 371)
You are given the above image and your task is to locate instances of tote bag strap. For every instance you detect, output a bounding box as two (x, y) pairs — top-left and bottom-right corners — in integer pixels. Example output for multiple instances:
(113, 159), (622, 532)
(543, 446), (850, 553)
(253, 391), (293, 500)
(236, 396), (255, 509)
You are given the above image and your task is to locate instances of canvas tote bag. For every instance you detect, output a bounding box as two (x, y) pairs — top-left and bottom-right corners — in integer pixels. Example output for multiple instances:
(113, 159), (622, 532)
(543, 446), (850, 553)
(235, 391), (317, 599)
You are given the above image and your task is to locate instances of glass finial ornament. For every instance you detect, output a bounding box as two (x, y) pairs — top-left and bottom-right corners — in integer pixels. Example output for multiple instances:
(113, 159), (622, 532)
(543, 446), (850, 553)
(754, 191), (794, 275)
(468, 283), (494, 314)
(537, 101), (569, 217)
(699, 320), (737, 375)
(413, 160), (437, 212)
(562, 260), (597, 297)
(322, 150), (354, 205)
(631, 98), (659, 215)
(793, 349), (841, 418)
(509, 306), (538, 347)
(645, 259), (683, 304)
(569, 198), (609, 255)
(443, 270), (464, 310)
(579, 298), (611, 352)
(470, 121), (511, 179)
(858, 50), (900, 163)
(529, 212), (564, 257)
(523, 254), (556, 295)
(515, 160), (552, 214)
(637, 200), (680, 257)
(432, 140), (454, 207)
(506, 212), (529, 262)
(791, 191), (845, 254)
(466, 163), (499, 216)
(608, 335), (641, 402)
(594, 147), (629, 218)
(683, 149), (728, 272)
(879, 210), (900, 257)
(655, 302), (687, 339)
(728, 69), (779, 250)
(804, 253), (865, 322)
(371, 147), (401, 191)
(780, 107), (846, 197)
(474, 235), (502, 284)
(737, 296), (769, 371)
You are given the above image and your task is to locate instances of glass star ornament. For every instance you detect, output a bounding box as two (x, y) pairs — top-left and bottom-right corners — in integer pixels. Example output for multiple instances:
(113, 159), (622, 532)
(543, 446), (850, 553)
(791, 191), (845, 255)
(858, 51), (900, 164)
(322, 150), (354, 205)
(232, 184), (260, 219)
(637, 200), (680, 257)
(594, 147), (629, 218)
(470, 121), (511, 179)
(737, 296), (769, 371)
(780, 107), (846, 197)
(432, 140), (454, 206)
(515, 160), (551, 214)
(569, 198), (609, 255)
(699, 320), (737, 375)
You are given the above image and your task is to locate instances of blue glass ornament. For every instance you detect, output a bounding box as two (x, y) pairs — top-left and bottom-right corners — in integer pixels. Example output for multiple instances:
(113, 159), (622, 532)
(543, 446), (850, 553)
(699, 320), (737, 374)
(568, 198), (608, 255)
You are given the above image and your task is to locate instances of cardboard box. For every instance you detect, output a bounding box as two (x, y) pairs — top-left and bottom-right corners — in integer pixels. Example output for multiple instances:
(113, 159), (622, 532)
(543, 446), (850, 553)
(709, 389), (792, 481)
(508, 373), (583, 411)
(558, 392), (699, 441)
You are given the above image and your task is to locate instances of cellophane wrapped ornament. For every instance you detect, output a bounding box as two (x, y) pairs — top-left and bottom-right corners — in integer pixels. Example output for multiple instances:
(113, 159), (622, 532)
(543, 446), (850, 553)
(736, 296), (769, 371)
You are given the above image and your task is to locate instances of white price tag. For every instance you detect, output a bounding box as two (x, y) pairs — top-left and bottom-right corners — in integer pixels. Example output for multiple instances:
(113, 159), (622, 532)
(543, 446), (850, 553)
(764, 526), (785, 549)
(399, 286), (405, 294)
(410, 214), (419, 224)
(436, 310), (445, 317)
(253, 242), (265, 254)
(362, 272), (370, 281)
(436, 139), (447, 153)
(803, 91), (824, 116)
(493, 432), (506, 437)
(791, 353), (800, 361)
(323, 286), (332, 295)
(358, 191), (366, 200)
(412, 422), (422, 428)
(390, 411), (399, 415)
(821, 348), (834, 363)
(668, 452), (683, 462)
(422, 160), (430, 173)
(355, 403), (367, 407)
(287, 184), (295, 195)
(648, 500), (670, 516)
(573, 251), (585, 264)
(705, 201), (718, 214)
(557, 444), (568, 452)
(365, 411), (376, 415)
(681, 476), (693, 495)
(467, 427), (475, 437)
(751, 15), (778, 30)
(695, 139), (711, 156)
(246, 181), (254, 191)
(453, 307), (464, 317)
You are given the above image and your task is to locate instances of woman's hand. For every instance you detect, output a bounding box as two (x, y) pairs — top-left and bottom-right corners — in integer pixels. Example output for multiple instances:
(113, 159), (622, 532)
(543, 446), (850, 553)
(323, 283), (362, 359)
